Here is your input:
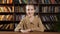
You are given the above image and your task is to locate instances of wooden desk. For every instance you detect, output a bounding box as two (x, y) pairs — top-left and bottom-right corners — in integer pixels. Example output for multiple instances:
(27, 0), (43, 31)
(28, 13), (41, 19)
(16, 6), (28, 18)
(0, 32), (60, 34)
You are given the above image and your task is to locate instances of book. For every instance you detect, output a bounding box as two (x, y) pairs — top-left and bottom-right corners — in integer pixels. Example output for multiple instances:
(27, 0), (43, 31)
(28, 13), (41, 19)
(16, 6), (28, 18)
(28, 0), (38, 4)
(39, 0), (42, 4)
(3, 6), (8, 12)
(43, 6), (47, 13)
(50, 15), (54, 21)
(9, 23), (14, 29)
(0, 6), (14, 12)
(5, 23), (14, 29)
(12, 6), (14, 12)
(58, 7), (60, 12)
(9, 0), (12, 4)
(0, 0), (2, 4)
(19, 0), (22, 4)
(0, 24), (3, 28)
(15, 6), (20, 12)
(51, 0), (55, 4)
(7, 7), (12, 12)
(5, 24), (10, 29)
(0, 23), (14, 30)
(22, 0), (28, 4)
(2, 0), (5, 4)
(14, 0), (20, 4)
(6, 15), (10, 21)
(45, 24), (50, 30)
(1, 15), (5, 21)
(7, 0), (9, 4)
(20, 6), (25, 12)
(42, 6), (60, 13)
(54, 15), (58, 21)
(16, 15), (21, 21)
(8, 15), (13, 21)
(41, 16), (46, 21)
(0, 7), (4, 12)
(45, 0), (49, 4)
(2, 24), (7, 29)
(55, 0), (60, 4)
(42, 0), (45, 4)
(35, 6), (39, 13)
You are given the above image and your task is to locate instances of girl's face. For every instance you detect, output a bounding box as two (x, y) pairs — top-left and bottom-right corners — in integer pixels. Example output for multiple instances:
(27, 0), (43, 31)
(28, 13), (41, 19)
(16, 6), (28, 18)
(26, 5), (35, 17)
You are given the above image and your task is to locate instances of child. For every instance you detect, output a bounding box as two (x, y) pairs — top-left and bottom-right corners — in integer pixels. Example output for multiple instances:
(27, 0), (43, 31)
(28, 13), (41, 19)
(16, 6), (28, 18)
(15, 4), (45, 33)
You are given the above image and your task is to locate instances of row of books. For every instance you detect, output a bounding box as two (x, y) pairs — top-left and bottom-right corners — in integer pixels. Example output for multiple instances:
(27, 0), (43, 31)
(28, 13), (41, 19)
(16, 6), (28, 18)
(0, 0), (13, 4)
(40, 15), (58, 22)
(0, 23), (14, 30)
(15, 6), (39, 13)
(0, 15), (14, 21)
(14, 0), (60, 4)
(0, 15), (58, 21)
(14, 0), (38, 4)
(39, 0), (60, 4)
(44, 22), (54, 30)
(0, 6), (60, 13)
(15, 6), (25, 12)
(0, 6), (14, 12)
(15, 15), (25, 21)
(0, 0), (60, 4)
(41, 6), (60, 13)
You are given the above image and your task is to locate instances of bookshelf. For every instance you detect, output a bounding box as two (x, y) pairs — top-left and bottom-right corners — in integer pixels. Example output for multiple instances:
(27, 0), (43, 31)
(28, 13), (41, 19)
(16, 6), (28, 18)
(0, 0), (60, 32)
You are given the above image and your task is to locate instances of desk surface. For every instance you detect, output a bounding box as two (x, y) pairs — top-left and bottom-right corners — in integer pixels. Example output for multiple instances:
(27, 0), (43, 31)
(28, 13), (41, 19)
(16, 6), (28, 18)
(0, 32), (60, 34)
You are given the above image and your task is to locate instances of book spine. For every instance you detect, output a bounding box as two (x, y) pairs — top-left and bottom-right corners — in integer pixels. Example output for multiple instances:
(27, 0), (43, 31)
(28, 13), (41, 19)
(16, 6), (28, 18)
(51, 0), (55, 4)
(9, 0), (12, 4)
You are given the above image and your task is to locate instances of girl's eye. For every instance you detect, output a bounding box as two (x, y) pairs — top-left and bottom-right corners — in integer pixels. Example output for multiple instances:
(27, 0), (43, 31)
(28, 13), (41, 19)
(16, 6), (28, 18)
(28, 9), (30, 11)
(31, 9), (33, 11)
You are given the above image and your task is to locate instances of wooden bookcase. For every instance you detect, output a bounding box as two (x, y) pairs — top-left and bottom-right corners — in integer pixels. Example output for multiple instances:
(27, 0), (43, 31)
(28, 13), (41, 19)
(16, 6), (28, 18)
(0, 0), (60, 32)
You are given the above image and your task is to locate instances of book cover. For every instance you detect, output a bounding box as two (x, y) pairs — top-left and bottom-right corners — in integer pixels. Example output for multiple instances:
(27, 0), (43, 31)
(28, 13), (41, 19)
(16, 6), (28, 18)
(0, 0), (2, 4)
(12, 6), (14, 12)
(1, 15), (5, 21)
(5, 24), (10, 29)
(55, 7), (59, 13)
(39, 0), (42, 4)
(7, 7), (12, 12)
(19, 0), (22, 4)
(22, 0), (28, 4)
(0, 7), (4, 12)
(45, 0), (49, 4)
(9, 23), (14, 29)
(9, 0), (12, 4)
(3, 6), (8, 12)
(42, 0), (44, 4)
(35, 6), (39, 13)
(51, 0), (55, 4)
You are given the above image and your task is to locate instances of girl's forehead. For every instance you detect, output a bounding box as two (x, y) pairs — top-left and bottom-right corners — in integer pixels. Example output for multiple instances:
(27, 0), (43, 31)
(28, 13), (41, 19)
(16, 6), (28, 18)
(26, 5), (34, 9)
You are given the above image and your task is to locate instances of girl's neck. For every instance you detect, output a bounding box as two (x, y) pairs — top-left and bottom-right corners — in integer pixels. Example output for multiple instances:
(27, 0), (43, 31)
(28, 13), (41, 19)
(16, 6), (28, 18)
(29, 16), (34, 22)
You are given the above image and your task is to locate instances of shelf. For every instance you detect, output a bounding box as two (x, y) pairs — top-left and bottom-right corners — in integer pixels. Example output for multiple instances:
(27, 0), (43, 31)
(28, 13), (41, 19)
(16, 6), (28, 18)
(0, 12), (60, 15)
(13, 21), (59, 23)
(0, 4), (60, 6)
(0, 29), (14, 31)
(39, 4), (60, 6)
(14, 12), (39, 15)
(14, 12), (60, 15)
(39, 13), (60, 15)
(0, 21), (14, 24)
(14, 4), (60, 6)
(0, 4), (14, 6)
(14, 4), (38, 6)
(0, 12), (14, 15)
